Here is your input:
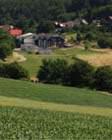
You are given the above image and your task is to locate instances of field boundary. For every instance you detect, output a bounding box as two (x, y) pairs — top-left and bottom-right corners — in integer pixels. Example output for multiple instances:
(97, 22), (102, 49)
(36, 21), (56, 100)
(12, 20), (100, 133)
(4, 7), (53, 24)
(0, 95), (112, 117)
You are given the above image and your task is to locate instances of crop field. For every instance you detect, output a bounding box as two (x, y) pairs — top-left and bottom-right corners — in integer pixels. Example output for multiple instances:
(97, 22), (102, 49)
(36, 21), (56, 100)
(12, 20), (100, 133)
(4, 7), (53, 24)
(0, 106), (112, 140)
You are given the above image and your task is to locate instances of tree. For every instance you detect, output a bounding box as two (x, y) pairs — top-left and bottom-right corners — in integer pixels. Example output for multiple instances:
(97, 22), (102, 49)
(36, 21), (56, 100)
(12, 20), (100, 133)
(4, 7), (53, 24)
(0, 43), (12, 60)
(37, 20), (55, 33)
(64, 59), (94, 87)
(94, 66), (112, 92)
(38, 59), (68, 84)
(5, 62), (29, 80)
(0, 29), (15, 60)
(98, 37), (112, 48)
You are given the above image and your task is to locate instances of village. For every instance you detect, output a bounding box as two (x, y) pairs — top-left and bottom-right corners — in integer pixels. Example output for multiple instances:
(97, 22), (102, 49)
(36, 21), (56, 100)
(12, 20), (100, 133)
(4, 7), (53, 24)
(0, 17), (110, 54)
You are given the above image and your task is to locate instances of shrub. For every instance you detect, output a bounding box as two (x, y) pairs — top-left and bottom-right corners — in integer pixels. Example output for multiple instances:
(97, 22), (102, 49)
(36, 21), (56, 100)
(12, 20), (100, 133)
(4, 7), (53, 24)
(0, 29), (15, 60)
(0, 63), (8, 78)
(94, 66), (112, 92)
(84, 40), (91, 50)
(64, 59), (95, 87)
(76, 32), (83, 43)
(0, 43), (13, 60)
(98, 37), (112, 48)
(38, 59), (68, 84)
(5, 62), (29, 80)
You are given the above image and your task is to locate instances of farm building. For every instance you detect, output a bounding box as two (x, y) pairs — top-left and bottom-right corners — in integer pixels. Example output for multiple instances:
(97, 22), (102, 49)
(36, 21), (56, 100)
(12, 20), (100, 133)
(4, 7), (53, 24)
(35, 34), (65, 48)
(17, 33), (65, 53)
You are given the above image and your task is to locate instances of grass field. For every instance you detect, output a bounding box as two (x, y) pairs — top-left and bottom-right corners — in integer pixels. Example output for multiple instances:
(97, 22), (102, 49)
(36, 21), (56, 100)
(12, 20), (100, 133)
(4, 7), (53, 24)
(1, 78), (112, 108)
(78, 49), (112, 67)
(0, 78), (112, 139)
(0, 107), (112, 139)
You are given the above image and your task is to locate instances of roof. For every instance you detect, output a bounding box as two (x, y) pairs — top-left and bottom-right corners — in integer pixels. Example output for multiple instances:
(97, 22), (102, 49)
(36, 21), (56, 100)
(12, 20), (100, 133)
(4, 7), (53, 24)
(9, 28), (23, 37)
(36, 34), (64, 41)
(0, 25), (11, 31)
(18, 33), (34, 38)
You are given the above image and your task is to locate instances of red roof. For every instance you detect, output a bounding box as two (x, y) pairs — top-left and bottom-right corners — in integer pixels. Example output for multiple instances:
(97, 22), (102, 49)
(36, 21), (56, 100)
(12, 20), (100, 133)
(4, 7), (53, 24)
(9, 28), (23, 37)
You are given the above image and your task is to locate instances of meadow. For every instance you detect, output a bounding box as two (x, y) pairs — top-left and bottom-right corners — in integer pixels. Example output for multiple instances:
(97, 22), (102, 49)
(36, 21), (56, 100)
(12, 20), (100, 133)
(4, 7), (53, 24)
(1, 78), (112, 108)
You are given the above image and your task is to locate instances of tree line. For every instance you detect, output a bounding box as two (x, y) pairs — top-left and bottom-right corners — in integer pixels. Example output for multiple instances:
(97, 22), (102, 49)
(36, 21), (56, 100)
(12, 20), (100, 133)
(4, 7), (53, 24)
(0, 0), (112, 31)
(38, 58), (112, 93)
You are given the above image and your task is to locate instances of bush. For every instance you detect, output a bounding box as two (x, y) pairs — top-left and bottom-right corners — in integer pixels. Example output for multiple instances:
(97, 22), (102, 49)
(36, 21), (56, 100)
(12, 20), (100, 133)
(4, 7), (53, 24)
(94, 66), (112, 92)
(98, 37), (112, 48)
(38, 59), (68, 84)
(64, 59), (95, 87)
(0, 63), (8, 77)
(0, 29), (15, 60)
(5, 62), (29, 80)
(0, 62), (29, 80)
(0, 43), (13, 60)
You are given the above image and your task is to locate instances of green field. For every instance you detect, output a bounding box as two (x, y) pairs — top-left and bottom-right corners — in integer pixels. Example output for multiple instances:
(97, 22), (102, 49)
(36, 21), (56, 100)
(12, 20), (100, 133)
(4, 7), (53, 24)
(0, 107), (112, 140)
(0, 78), (112, 139)
(0, 78), (112, 108)
(20, 47), (99, 77)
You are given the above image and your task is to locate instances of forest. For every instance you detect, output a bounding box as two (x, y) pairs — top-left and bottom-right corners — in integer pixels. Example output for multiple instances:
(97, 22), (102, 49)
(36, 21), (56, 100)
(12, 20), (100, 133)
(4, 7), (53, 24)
(0, 0), (112, 26)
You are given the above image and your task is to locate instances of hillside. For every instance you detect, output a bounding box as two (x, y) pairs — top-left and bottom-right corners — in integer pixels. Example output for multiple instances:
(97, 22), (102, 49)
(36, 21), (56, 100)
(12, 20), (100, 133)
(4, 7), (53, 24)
(0, 78), (112, 108)
(0, 78), (112, 139)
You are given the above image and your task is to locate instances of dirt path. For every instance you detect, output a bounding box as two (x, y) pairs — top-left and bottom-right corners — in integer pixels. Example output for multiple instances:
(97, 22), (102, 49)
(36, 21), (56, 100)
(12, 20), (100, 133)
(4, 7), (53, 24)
(0, 95), (112, 117)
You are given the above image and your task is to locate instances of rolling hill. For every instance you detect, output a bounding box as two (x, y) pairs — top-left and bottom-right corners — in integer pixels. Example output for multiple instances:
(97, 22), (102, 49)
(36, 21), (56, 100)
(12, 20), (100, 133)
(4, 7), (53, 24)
(0, 78), (112, 139)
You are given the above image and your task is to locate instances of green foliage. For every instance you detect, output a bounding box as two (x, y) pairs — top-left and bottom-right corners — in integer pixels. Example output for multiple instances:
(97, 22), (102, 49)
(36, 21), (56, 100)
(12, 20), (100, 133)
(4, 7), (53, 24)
(38, 58), (95, 88)
(5, 62), (29, 80)
(0, 29), (15, 60)
(0, 43), (13, 59)
(0, 62), (29, 80)
(84, 40), (91, 50)
(0, 0), (111, 32)
(38, 59), (68, 84)
(64, 59), (95, 87)
(94, 66), (112, 92)
(98, 37), (112, 48)
(37, 20), (55, 33)
(76, 32), (83, 43)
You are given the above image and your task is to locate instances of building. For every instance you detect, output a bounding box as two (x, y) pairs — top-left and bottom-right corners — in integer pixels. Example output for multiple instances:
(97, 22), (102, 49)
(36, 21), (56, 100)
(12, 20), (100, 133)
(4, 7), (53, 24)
(35, 34), (65, 48)
(17, 33), (65, 53)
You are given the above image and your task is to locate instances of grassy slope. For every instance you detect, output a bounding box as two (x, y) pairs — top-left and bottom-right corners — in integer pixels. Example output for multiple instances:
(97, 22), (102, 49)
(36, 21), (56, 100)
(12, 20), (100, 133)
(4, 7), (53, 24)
(0, 78), (112, 108)
(1, 95), (112, 117)
(0, 78), (112, 139)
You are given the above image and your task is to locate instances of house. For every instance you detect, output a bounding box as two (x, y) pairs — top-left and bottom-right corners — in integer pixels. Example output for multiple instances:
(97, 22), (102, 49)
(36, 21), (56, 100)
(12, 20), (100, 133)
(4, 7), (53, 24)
(17, 33), (65, 53)
(18, 33), (38, 53)
(35, 34), (65, 48)
(54, 19), (88, 30)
